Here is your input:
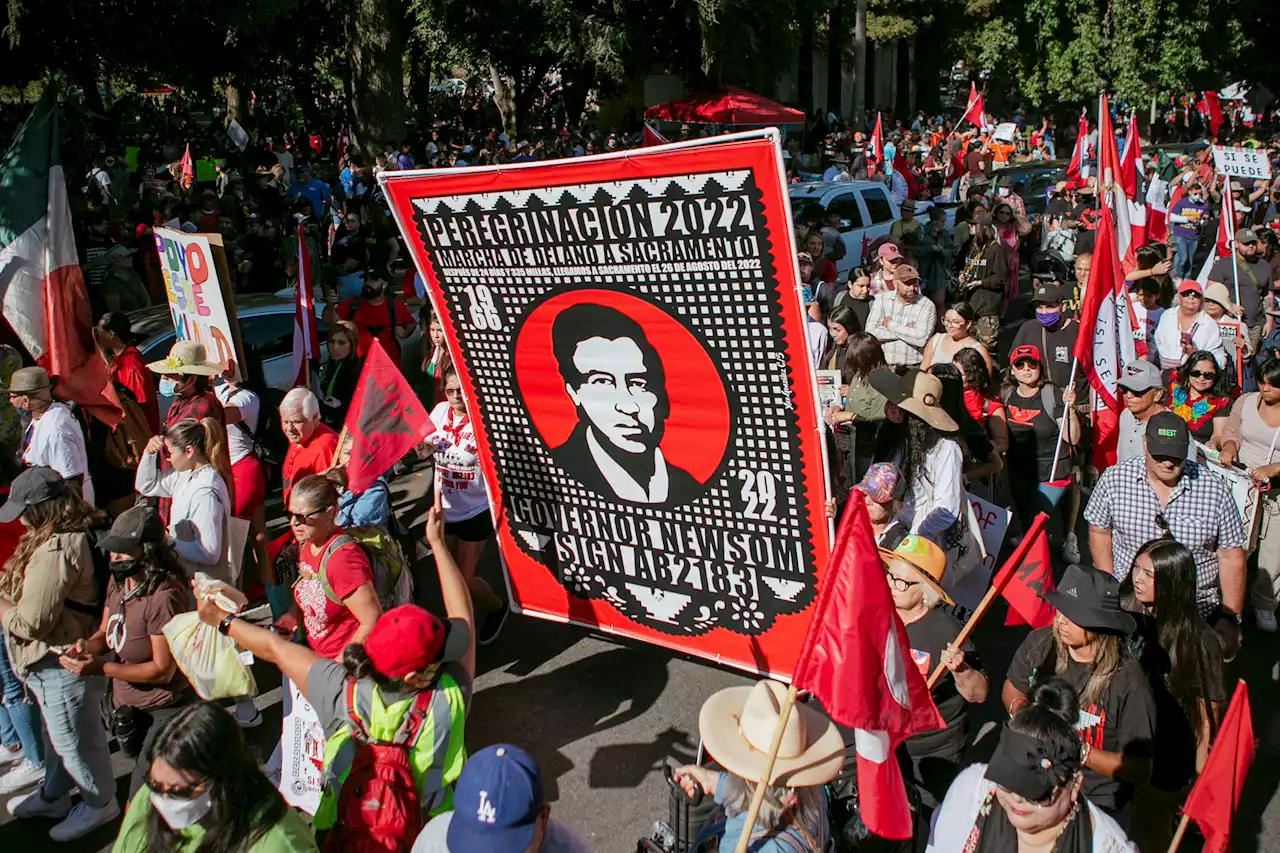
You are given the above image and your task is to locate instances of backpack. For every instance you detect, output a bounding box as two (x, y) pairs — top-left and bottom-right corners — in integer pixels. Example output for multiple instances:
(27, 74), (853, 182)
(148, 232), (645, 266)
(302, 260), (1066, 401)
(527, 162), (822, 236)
(68, 523), (115, 620)
(103, 392), (154, 470)
(315, 528), (414, 609)
(322, 682), (433, 853)
(1001, 383), (1056, 421)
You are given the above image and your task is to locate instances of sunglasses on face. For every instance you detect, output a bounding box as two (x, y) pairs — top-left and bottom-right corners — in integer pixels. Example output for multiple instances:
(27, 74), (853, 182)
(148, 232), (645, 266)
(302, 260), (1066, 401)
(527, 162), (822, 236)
(1180, 292), (1203, 299)
(287, 506), (331, 524)
(1189, 370), (1217, 379)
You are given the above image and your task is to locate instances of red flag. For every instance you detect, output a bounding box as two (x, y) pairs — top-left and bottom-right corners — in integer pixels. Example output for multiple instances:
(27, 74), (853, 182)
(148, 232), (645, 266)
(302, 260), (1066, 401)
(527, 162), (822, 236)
(868, 113), (883, 173)
(641, 123), (667, 147)
(1182, 680), (1254, 853)
(1202, 90), (1224, 139)
(998, 514), (1056, 629)
(1119, 113), (1140, 200)
(1072, 199), (1126, 470)
(178, 143), (194, 191)
(341, 337), (435, 493)
(291, 222), (319, 389)
(1098, 96), (1138, 272)
(793, 501), (943, 839)
(1064, 114), (1088, 188)
(1216, 179), (1235, 259)
(960, 82), (984, 129)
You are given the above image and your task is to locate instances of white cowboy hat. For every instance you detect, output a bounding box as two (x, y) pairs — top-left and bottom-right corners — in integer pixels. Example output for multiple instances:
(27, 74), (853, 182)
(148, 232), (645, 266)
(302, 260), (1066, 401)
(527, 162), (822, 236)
(146, 340), (220, 376)
(869, 369), (958, 433)
(699, 680), (844, 788)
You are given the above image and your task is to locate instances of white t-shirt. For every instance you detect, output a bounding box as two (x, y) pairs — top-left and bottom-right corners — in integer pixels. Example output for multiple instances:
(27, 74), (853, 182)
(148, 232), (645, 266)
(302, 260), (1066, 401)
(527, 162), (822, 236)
(429, 402), (489, 523)
(1129, 296), (1163, 349)
(215, 384), (261, 465)
(805, 316), (830, 370)
(895, 437), (964, 543)
(87, 167), (111, 205)
(23, 402), (94, 506)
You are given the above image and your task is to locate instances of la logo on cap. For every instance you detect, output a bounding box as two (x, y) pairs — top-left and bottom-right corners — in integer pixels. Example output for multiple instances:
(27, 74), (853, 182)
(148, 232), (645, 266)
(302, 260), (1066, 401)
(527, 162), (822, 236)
(477, 791), (497, 824)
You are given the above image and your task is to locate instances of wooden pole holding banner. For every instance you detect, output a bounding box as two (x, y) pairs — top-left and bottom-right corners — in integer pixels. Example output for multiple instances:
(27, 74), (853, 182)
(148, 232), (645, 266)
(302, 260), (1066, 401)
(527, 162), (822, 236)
(733, 683), (799, 853)
(1165, 814), (1191, 853)
(927, 512), (1049, 689)
(1046, 359), (1080, 484)
(329, 425), (348, 468)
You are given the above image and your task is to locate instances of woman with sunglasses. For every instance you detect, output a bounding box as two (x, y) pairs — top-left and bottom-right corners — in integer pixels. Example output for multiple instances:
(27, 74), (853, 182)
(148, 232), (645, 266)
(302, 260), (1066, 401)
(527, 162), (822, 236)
(928, 679), (1135, 853)
(1152, 280), (1227, 371)
(993, 202), (1031, 303)
(287, 475), (382, 660)
(1218, 352), (1280, 631)
(921, 301), (993, 374)
(1166, 350), (1233, 442)
(112, 702), (317, 853)
(1002, 565), (1155, 823)
(1124, 538), (1225, 852)
(883, 536), (988, 811)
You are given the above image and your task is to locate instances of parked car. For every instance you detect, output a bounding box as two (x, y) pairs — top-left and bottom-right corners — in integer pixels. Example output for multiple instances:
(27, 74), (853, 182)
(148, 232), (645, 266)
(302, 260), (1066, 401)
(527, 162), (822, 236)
(994, 160), (1067, 217)
(128, 292), (421, 422)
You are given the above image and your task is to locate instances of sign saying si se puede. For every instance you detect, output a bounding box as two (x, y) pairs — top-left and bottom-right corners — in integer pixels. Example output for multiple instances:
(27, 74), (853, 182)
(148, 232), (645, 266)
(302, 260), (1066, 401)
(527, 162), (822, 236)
(153, 227), (243, 380)
(1212, 146), (1272, 180)
(381, 131), (831, 681)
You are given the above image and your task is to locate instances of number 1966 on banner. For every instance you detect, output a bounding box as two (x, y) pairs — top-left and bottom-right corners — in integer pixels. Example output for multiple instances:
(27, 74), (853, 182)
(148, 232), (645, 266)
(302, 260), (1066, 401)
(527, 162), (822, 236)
(381, 131), (830, 680)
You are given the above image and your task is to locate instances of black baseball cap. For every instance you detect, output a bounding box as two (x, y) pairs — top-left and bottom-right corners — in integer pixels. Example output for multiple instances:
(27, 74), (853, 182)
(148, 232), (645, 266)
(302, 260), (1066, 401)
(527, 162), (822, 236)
(0, 467), (66, 523)
(1031, 282), (1066, 304)
(100, 505), (166, 553)
(1145, 411), (1191, 460)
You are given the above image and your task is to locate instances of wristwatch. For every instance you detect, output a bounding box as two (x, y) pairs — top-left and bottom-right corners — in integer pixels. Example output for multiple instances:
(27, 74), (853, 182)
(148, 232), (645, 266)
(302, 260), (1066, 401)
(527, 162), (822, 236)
(217, 613), (238, 636)
(1219, 608), (1243, 627)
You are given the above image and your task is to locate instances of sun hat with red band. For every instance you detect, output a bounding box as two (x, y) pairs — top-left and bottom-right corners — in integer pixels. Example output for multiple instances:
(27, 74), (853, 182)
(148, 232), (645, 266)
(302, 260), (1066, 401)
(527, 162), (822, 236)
(365, 605), (453, 678)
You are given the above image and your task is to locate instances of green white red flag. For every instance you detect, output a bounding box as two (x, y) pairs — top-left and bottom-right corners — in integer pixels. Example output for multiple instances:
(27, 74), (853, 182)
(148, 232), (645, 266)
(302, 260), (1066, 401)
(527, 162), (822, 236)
(0, 88), (120, 426)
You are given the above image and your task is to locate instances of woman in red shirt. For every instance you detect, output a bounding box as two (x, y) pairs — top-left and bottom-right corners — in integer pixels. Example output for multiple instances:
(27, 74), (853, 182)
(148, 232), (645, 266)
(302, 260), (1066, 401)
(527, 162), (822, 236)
(95, 312), (159, 434)
(286, 475), (381, 658)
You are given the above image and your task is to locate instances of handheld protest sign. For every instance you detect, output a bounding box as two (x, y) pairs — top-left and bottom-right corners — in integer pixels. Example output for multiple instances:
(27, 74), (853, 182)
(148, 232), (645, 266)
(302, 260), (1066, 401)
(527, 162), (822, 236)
(1212, 146), (1272, 180)
(381, 130), (831, 679)
(153, 227), (245, 380)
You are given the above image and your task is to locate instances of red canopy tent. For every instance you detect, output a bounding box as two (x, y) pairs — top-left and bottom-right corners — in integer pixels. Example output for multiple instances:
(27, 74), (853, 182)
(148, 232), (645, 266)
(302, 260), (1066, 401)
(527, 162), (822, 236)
(644, 86), (805, 125)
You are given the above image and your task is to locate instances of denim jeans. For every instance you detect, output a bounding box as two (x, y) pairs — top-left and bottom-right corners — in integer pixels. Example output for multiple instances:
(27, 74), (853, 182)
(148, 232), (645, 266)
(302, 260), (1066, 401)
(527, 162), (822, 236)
(24, 661), (114, 808)
(1172, 236), (1198, 281)
(0, 641), (44, 766)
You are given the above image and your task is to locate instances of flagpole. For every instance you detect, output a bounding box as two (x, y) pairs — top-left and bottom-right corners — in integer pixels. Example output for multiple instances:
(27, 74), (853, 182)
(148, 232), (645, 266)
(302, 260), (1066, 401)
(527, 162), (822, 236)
(1047, 359), (1079, 484)
(1227, 174), (1241, 306)
(927, 513), (1049, 689)
(1165, 815), (1191, 853)
(733, 683), (799, 853)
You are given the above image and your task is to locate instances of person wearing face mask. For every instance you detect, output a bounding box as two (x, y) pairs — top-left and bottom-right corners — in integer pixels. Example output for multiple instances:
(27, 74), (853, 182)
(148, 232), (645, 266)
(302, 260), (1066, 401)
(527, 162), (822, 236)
(928, 679), (1136, 853)
(56, 505), (192, 796)
(6, 367), (95, 505)
(148, 341), (226, 432)
(994, 173), (1026, 217)
(324, 268), (416, 368)
(1168, 184), (1207, 281)
(1011, 282), (1080, 392)
(111, 702), (317, 853)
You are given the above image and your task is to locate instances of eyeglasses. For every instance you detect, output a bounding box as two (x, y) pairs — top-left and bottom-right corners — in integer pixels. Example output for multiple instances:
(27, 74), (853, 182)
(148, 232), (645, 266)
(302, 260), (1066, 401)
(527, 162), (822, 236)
(1189, 370), (1217, 380)
(287, 507), (332, 524)
(942, 317), (966, 327)
(147, 776), (208, 800)
(1180, 292), (1203, 299)
(444, 387), (464, 398)
(884, 569), (920, 592)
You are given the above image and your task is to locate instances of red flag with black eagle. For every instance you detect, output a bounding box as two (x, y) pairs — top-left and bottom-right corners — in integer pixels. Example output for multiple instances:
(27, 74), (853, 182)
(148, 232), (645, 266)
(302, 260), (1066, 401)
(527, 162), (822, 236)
(340, 337), (435, 493)
(792, 500), (942, 839)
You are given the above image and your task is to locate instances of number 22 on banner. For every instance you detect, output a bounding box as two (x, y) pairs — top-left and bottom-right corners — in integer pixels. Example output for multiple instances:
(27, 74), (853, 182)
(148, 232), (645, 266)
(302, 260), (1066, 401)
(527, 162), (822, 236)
(739, 469), (778, 521)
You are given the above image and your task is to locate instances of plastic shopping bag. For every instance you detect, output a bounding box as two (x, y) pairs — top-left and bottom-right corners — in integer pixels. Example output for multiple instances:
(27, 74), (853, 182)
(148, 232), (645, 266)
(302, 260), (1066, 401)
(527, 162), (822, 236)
(162, 573), (256, 700)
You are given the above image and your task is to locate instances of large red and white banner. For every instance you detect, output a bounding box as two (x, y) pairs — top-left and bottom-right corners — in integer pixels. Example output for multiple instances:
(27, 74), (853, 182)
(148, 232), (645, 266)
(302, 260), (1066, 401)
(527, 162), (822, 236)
(382, 132), (831, 679)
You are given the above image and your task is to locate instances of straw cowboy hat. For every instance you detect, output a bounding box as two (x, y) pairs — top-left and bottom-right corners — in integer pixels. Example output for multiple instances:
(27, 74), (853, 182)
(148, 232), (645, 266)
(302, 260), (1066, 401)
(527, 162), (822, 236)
(146, 341), (220, 376)
(699, 680), (844, 788)
(880, 534), (954, 606)
(869, 369), (958, 433)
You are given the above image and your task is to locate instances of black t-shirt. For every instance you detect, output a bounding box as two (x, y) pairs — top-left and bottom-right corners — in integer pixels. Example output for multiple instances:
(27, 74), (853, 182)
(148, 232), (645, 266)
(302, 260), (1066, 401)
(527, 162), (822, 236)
(1128, 609), (1226, 792)
(1007, 627), (1156, 813)
(1208, 255), (1272, 329)
(1003, 385), (1069, 482)
(903, 609), (982, 761)
(1045, 198), (1071, 219)
(1011, 319), (1081, 392)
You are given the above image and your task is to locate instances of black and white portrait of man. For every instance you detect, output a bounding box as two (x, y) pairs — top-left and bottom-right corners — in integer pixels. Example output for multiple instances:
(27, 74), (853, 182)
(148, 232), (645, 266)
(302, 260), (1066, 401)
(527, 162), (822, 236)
(550, 303), (703, 505)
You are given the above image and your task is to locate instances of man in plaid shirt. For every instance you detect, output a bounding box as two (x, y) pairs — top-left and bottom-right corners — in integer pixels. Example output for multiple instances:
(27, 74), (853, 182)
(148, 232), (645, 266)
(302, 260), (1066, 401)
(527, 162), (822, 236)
(1085, 412), (1245, 657)
(866, 264), (937, 368)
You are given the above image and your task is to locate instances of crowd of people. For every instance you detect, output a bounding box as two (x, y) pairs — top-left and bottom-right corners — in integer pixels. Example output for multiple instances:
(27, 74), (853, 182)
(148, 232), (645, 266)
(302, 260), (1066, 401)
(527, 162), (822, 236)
(0, 95), (1277, 853)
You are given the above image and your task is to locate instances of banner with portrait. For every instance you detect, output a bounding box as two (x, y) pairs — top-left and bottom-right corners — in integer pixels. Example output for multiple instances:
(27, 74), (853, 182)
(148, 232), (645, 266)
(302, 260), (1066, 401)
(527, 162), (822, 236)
(382, 131), (831, 679)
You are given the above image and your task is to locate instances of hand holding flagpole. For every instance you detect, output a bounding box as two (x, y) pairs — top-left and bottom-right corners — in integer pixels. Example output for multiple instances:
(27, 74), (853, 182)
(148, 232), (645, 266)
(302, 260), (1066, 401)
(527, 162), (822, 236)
(1047, 359), (1079, 484)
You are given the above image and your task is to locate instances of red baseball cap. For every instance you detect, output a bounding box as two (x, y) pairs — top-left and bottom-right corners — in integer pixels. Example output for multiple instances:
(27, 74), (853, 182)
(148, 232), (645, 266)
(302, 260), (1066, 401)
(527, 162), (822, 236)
(365, 605), (451, 678)
(1177, 279), (1203, 296)
(1009, 344), (1042, 365)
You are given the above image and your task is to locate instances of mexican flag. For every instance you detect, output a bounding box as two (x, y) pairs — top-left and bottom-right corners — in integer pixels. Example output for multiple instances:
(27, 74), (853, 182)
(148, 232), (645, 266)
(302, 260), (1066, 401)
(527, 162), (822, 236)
(0, 88), (120, 425)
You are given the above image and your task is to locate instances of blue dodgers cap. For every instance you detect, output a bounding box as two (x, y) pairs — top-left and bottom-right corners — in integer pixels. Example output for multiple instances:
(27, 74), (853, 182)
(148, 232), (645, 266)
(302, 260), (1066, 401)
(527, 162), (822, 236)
(446, 745), (545, 853)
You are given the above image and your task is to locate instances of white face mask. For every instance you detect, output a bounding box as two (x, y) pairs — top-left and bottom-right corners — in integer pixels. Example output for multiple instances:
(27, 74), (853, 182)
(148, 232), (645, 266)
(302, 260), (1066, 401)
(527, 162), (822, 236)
(150, 789), (213, 830)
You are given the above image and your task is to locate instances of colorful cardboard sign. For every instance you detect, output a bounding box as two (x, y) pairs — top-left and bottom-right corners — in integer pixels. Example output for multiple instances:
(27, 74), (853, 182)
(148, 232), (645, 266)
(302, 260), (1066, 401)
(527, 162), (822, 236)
(153, 227), (243, 379)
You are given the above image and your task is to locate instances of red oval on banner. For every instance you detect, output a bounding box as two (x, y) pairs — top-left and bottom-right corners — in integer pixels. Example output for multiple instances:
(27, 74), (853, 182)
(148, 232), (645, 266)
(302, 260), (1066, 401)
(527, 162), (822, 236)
(512, 288), (730, 487)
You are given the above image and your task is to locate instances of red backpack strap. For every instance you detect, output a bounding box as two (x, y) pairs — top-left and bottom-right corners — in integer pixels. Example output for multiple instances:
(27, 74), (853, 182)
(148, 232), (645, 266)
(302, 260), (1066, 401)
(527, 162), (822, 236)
(344, 679), (373, 742)
(391, 689), (435, 746)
